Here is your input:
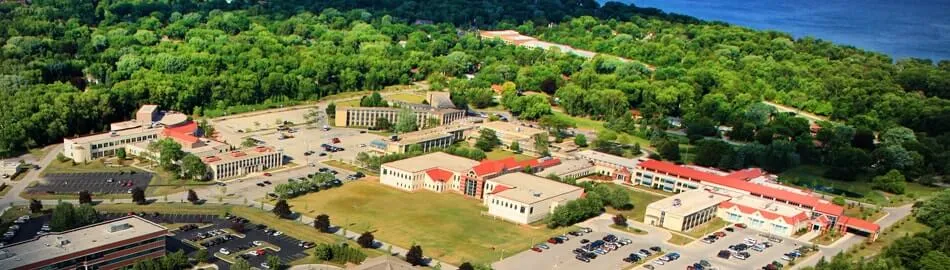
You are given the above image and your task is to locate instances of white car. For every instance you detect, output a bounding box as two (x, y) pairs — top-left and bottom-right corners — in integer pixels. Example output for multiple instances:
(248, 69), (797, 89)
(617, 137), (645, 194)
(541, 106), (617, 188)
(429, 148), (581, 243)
(272, 231), (283, 236)
(219, 248), (230, 255)
(744, 237), (757, 245)
(253, 240), (264, 246)
(261, 263), (271, 269)
(653, 259), (666, 265)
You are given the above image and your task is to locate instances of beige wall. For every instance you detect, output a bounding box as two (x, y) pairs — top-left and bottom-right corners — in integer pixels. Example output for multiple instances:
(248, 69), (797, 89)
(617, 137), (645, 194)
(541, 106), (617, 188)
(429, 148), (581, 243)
(63, 130), (161, 163)
(717, 207), (801, 237)
(208, 151), (283, 181)
(380, 166), (425, 191)
(484, 187), (584, 224)
(335, 107), (463, 129)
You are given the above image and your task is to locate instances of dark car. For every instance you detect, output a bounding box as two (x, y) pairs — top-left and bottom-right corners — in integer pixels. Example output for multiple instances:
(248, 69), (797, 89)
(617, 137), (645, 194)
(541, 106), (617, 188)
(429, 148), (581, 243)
(580, 239), (590, 244)
(650, 246), (662, 252)
(718, 250), (732, 259)
(725, 227), (735, 232)
(575, 255), (591, 262)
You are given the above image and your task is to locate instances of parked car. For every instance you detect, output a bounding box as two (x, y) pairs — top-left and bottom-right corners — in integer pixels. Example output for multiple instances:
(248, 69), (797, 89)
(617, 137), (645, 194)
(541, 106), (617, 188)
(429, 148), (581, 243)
(536, 243), (549, 249)
(725, 227), (735, 232)
(579, 227), (593, 233)
(263, 172), (272, 176)
(575, 255), (591, 262)
(733, 252), (750, 260)
(715, 231), (727, 238)
(531, 247), (542, 252)
(735, 223), (747, 229)
(717, 250), (732, 259)
(219, 248), (230, 255)
(649, 246), (662, 252)
(580, 239), (590, 244)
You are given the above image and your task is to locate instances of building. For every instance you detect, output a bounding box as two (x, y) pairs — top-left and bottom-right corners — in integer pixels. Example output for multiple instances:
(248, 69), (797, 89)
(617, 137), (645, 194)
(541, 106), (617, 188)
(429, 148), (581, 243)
(575, 150), (640, 182)
(345, 256), (416, 270)
(63, 105), (202, 163)
(334, 92), (465, 129)
(1, 161), (23, 179)
(645, 190), (730, 232)
(0, 216), (167, 270)
(370, 124), (475, 154)
(534, 158), (594, 180)
(203, 146), (283, 181)
(464, 156), (561, 199)
(483, 172), (584, 224)
(478, 121), (548, 154)
(636, 159), (880, 240)
(380, 152), (480, 193)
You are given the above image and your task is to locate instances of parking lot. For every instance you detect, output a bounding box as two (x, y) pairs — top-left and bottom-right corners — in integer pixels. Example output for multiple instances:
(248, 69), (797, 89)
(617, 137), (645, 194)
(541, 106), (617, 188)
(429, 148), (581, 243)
(494, 229), (676, 270)
(664, 227), (806, 270)
(27, 172), (152, 194)
(166, 214), (309, 269)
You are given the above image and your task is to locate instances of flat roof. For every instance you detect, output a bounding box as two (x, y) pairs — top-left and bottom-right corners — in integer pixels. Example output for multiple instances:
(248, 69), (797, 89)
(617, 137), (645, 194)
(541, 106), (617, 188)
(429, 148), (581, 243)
(204, 146), (280, 165)
(66, 126), (161, 144)
(480, 121), (546, 140)
(110, 120), (142, 131)
(396, 124), (473, 145)
(728, 195), (806, 218)
(381, 152), (479, 173)
(536, 158), (593, 177)
(427, 92), (455, 109)
(0, 216), (167, 269)
(489, 172), (583, 204)
(159, 112), (189, 126)
(648, 189), (730, 215)
(576, 150), (640, 169)
(137, 104), (158, 114)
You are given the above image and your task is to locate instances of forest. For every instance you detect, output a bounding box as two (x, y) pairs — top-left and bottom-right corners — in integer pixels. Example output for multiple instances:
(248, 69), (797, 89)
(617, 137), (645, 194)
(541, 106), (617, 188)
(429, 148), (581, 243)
(0, 0), (948, 186)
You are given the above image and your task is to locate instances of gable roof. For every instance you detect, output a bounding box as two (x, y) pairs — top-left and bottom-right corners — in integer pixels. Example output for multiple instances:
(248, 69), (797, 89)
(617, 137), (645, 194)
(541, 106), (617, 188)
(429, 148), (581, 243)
(425, 168), (453, 182)
(719, 201), (810, 225)
(640, 159), (843, 216)
(839, 216), (881, 233)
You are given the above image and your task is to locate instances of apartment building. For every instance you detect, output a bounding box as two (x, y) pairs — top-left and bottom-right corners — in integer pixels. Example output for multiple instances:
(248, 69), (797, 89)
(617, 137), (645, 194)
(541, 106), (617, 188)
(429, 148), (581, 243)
(478, 121), (548, 154)
(379, 152), (479, 192)
(335, 107), (464, 129)
(636, 159), (880, 240)
(203, 146), (283, 181)
(0, 216), (167, 270)
(483, 172), (584, 224)
(63, 105), (199, 163)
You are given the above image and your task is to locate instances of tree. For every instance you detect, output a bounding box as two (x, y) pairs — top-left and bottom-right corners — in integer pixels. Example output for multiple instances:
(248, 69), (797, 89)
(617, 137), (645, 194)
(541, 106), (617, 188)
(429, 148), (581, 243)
(613, 214), (628, 226)
(917, 189), (950, 228)
(534, 134), (550, 155)
(267, 254), (281, 269)
(131, 187), (146, 204)
(425, 117), (441, 129)
(832, 197), (847, 206)
(360, 92), (387, 107)
(314, 244), (332, 261)
(881, 126), (917, 145)
(195, 249), (210, 263)
(187, 189), (200, 203)
(458, 262), (475, 270)
(693, 139), (732, 168)
(405, 245), (425, 266)
(357, 232), (375, 248)
(871, 169), (907, 194)
(29, 199), (43, 213)
(232, 258), (251, 270)
(198, 119), (215, 138)
(509, 141), (521, 153)
(374, 117), (392, 131)
(78, 190), (92, 204)
(920, 251), (950, 270)
(50, 202), (76, 232)
(151, 138), (184, 171)
(75, 204), (99, 226)
(116, 148), (127, 159)
(314, 214), (332, 233)
(656, 139), (681, 161)
(326, 102), (337, 118)
(475, 129), (501, 151)
(181, 154), (208, 180)
(242, 138), (258, 148)
(395, 107), (418, 132)
(273, 199), (292, 218)
(574, 134), (588, 147)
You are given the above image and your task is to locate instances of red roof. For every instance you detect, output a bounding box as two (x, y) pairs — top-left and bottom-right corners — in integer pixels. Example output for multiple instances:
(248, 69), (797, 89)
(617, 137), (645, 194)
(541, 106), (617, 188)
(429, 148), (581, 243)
(491, 185), (511, 194)
(840, 216), (880, 232)
(164, 121), (198, 134)
(725, 168), (765, 181)
(491, 84), (504, 93)
(230, 151), (247, 157)
(203, 156), (221, 163)
(640, 159), (843, 216)
(472, 157), (562, 177)
(719, 201), (810, 225)
(425, 168), (453, 182)
(163, 129), (199, 144)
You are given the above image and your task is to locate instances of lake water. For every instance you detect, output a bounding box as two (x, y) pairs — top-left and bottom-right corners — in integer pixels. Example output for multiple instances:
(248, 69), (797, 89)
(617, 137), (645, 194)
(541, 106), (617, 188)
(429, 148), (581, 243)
(602, 0), (950, 61)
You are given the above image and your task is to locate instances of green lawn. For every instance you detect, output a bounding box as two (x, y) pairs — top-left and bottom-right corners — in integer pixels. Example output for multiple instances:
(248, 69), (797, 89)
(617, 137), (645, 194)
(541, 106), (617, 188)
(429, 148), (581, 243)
(606, 185), (666, 222)
(287, 181), (572, 265)
(853, 217), (930, 259)
(485, 149), (535, 161)
(386, 93), (426, 104)
(779, 165), (942, 207)
(323, 160), (378, 176)
(552, 111), (604, 132)
(667, 233), (694, 245)
(42, 159), (137, 175)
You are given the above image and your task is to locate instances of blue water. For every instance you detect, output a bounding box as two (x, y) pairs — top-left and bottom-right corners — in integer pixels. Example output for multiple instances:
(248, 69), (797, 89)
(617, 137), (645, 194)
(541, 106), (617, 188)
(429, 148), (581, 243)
(602, 0), (950, 61)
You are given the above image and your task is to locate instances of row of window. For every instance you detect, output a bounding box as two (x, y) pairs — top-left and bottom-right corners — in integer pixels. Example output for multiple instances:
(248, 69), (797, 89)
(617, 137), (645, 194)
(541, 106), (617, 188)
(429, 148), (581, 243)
(490, 198), (533, 214)
(90, 134), (158, 150)
(213, 154), (280, 179)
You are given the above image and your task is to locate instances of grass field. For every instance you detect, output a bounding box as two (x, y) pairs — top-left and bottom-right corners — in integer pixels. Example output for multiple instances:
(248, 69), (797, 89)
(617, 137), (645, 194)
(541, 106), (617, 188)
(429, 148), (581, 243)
(853, 217), (930, 259)
(386, 93), (426, 104)
(323, 160), (377, 176)
(0, 184), (10, 197)
(485, 148), (535, 161)
(779, 165), (942, 207)
(287, 181), (572, 265)
(552, 111), (604, 132)
(605, 185), (666, 222)
(667, 233), (694, 245)
(683, 218), (729, 239)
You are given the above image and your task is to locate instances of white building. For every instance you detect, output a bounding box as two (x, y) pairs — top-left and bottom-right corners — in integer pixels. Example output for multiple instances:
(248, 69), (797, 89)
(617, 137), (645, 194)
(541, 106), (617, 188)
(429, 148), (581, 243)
(483, 172), (584, 224)
(379, 152), (479, 192)
(203, 146), (283, 181)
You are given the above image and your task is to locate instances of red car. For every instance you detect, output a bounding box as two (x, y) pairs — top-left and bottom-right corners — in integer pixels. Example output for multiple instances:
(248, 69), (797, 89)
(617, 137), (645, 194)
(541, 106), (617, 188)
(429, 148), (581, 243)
(255, 249), (266, 256)
(735, 223), (747, 229)
(263, 172), (272, 176)
(531, 247), (542, 252)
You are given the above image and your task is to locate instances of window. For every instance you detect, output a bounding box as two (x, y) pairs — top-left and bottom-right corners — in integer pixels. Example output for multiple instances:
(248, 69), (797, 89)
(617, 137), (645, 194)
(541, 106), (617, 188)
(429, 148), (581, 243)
(520, 206), (525, 213)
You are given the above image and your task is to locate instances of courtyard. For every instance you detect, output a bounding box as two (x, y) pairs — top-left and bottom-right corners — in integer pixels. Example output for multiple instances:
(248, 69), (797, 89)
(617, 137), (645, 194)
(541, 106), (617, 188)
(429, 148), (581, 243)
(287, 180), (573, 265)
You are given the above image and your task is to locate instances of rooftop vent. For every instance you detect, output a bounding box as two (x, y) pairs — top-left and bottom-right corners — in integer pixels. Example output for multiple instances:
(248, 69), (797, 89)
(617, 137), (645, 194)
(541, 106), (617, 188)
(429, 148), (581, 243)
(533, 191), (543, 197)
(108, 223), (133, 233)
(672, 198), (682, 207)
